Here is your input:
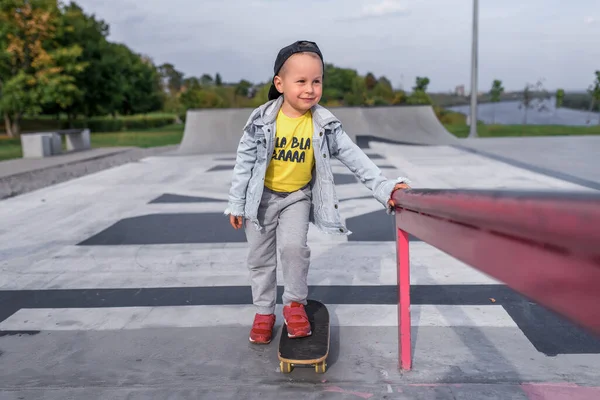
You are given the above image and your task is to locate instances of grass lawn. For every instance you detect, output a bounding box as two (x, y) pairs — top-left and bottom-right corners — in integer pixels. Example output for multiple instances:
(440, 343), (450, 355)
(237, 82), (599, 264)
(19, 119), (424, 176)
(90, 124), (184, 148)
(446, 123), (600, 138)
(0, 124), (184, 162)
(0, 136), (22, 161)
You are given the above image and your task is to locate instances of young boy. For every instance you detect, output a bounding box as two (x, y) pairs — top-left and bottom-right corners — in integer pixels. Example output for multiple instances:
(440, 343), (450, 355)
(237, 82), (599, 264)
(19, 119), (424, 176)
(225, 40), (410, 344)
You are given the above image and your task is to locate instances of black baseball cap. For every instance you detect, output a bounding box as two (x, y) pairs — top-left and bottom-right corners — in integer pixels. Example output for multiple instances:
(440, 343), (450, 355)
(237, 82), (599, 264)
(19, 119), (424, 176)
(267, 40), (325, 101)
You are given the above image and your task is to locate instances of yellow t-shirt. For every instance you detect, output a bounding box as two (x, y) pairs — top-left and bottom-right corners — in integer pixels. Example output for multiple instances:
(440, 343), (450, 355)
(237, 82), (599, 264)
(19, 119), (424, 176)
(264, 109), (315, 192)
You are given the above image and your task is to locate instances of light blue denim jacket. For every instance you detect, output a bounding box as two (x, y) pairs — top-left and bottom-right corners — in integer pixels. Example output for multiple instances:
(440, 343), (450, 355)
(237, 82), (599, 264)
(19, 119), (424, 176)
(224, 96), (410, 235)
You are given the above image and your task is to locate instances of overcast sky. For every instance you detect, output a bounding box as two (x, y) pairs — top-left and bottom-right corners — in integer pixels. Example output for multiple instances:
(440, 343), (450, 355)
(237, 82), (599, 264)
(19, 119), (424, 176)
(75, 0), (599, 93)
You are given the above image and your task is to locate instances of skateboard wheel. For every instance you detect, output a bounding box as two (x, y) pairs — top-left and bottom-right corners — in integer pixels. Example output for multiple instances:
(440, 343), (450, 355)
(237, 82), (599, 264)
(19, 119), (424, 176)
(315, 361), (326, 374)
(280, 361), (293, 374)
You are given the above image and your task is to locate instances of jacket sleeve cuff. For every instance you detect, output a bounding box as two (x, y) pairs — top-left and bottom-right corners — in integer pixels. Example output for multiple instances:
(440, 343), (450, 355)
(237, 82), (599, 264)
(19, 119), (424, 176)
(224, 201), (245, 217)
(373, 176), (411, 215)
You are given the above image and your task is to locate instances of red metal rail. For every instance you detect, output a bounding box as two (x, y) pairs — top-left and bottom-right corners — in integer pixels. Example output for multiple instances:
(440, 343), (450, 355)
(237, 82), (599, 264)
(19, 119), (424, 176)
(392, 189), (600, 371)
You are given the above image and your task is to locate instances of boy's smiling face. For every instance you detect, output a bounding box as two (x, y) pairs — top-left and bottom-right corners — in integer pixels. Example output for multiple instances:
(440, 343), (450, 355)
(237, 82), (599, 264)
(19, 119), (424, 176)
(273, 52), (323, 117)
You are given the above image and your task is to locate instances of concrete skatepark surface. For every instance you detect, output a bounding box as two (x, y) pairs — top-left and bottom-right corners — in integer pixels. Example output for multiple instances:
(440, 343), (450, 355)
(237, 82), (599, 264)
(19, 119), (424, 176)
(1, 106), (600, 399)
(457, 135), (600, 191)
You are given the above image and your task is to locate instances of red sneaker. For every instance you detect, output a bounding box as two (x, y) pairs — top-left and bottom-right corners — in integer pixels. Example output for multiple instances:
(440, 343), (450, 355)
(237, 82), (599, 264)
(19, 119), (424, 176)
(283, 302), (312, 338)
(249, 313), (276, 344)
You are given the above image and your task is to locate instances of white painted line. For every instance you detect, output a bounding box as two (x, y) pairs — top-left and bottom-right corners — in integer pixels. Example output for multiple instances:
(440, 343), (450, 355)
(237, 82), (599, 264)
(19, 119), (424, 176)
(1, 242), (501, 290)
(0, 305), (517, 331)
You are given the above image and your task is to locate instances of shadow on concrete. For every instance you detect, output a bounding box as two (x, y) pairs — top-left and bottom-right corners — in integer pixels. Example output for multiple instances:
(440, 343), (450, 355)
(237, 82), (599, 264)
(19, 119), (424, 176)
(206, 165), (235, 172)
(346, 210), (421, 242)
(77, 213), (246, 245)
(148, 193), (226, 204)
(333, 173), (357, 185)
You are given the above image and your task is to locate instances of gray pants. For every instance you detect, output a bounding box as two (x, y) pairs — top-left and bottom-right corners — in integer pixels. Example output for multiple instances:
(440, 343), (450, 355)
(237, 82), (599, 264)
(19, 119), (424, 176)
(245, 185), (312, 315)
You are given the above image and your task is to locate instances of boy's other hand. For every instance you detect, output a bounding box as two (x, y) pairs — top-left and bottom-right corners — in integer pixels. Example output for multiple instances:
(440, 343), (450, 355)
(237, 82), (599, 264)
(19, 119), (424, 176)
(229, 214), (244, 229)
(387, 183), (411, 208)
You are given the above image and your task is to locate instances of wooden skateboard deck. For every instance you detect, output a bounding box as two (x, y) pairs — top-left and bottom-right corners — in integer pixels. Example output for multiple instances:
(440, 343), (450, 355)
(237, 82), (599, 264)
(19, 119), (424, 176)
(278, 299), (330, 374)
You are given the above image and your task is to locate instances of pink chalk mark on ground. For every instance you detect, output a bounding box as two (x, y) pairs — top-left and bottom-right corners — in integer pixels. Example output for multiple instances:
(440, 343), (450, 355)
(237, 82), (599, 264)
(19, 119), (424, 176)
(323, 386), (373, 399)
(522, 382), (600, 400)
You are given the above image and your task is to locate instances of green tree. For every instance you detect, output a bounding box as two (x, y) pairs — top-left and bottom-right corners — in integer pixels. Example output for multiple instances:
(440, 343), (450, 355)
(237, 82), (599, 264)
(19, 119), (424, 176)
(215, 73), (222, 86)
(50, 1), (123, 121)
(489, 79), (504, 123)
(183, 77), (201, 91)
(391, 90), (407, 105)
(518, 79), (550, 125)
(249, 83), (270, 107)
(56, 18), (165, 119)
(156, 62), (184, 115)
(555, 88), (565, 109)
(519, 84), (532, 125)
(158, 62), (184, 95)
(234, 79), (252, 98)
(372, 76), (394, 102)
(406, 90), (432, 105)
(0, 0), (86, 137)
(413, 76), (430, 92)
(200, 73), (214, 86)
(364, 72), (377, 91)
(587, 70), (600, 124)
(180, 87), (226, 109)
(344, 75), (367, 106)
(407, 76), (432, 105)
(324, 63), (359, 99)
(115, 48), (163, 115)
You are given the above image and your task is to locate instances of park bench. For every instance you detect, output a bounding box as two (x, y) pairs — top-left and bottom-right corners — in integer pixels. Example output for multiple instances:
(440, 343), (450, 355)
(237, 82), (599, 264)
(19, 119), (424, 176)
(20, 128), (91, 158)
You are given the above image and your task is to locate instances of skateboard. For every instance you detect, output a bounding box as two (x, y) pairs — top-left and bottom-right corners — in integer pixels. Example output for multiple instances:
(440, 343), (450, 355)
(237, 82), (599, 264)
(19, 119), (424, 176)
(277, 299), (330, 374)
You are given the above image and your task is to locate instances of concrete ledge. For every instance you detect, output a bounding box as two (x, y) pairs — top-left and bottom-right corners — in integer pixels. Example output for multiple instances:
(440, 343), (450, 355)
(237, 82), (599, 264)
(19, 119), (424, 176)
(65, 128), (91, 152)
(0, 145), (176, 199)
(20, 133), (51, 158)
(20, 129), (92, 159)
(20, 133), (61, 158)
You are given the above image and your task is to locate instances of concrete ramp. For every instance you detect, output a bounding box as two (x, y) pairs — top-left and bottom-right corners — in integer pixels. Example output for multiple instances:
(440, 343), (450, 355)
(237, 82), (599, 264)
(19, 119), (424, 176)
(177, 104), (457, 155)
(355, 105), (458, 146)
(177, 108), (252, 155)
(325, 106), (371, 137)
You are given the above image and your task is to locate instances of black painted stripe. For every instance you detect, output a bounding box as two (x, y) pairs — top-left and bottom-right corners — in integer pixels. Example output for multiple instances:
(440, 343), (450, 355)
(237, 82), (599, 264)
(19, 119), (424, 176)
(0, 285), (536, 310)
(355, 135), (436, 149)
(333, 173), (357, 185)
(340, 195), (372, 202)
(0, 330), (40, 337)
(77, 211), (413, 246)
(1, 285), (599, 355)
(148, 194), (226, 204)
(77, 213), (247, 245)
(346, 209), (422, 242)
(206, 165), (235, 172)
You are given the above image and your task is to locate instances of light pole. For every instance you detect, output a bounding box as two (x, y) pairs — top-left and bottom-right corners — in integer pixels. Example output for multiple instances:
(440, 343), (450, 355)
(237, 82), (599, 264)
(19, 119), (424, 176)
(468, 0), (479, 138)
